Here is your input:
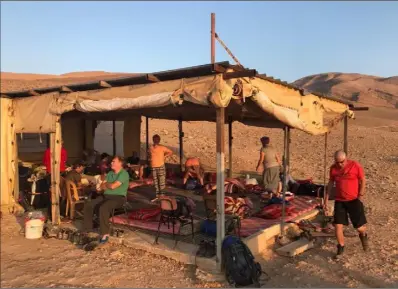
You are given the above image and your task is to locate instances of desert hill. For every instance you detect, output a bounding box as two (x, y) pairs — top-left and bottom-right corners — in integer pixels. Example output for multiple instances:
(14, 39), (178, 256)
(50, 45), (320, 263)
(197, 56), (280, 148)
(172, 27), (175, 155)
(293, 73), (398, 109)
(0, 71), (139, 93)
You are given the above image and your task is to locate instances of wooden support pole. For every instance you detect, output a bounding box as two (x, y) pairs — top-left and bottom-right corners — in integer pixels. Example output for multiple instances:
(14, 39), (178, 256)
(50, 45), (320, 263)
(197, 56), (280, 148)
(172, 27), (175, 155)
(228, 120), (233, 178)
(216, 107), (225, 271)
(50, 132), (56, 223)
(344, 114), (348, 155)
(280, 126), (289, 236)
(211, 13), (216, 64)
(146, 117), (149, 164)
(112, 120), (116, 156)
(178, 119), (184, 172)
(50, 118), (62, 225)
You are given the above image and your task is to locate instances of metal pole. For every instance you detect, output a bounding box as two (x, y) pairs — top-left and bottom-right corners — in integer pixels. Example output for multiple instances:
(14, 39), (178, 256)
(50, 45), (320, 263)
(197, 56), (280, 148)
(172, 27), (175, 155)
(280, 126), (289, 236)
(286, 128), (291, 169)
(343, 114), (348, 155)
(228, 120), (233, 178)
(178, 119), (184, 172)
(211, 13), (216, 64)
(146, 117), (149, 164)
(216, 107), (225, 271)
(323, 133), (328, 206)
(112, 120), (116, 156)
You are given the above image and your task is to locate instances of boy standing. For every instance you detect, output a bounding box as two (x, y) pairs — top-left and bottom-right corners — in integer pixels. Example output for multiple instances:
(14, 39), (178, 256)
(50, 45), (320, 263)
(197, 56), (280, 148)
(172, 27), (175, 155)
(149, 134), (173, 198)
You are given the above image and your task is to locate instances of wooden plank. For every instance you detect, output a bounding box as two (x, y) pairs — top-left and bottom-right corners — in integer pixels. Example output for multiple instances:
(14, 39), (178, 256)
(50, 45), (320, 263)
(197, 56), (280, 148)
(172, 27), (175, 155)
(223, 69), (257, 80)
(212, 64), (226, 73)
(276, 238), (315, 257)
(216, 106), (225, 271)
(146, 74), (160, 82)
(60, 86), (73, 93)
(99, 80), (112, 88)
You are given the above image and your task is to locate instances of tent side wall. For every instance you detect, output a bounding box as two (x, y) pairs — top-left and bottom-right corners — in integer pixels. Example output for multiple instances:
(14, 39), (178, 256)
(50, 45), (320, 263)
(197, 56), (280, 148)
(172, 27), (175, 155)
(0, 97), (16, 208)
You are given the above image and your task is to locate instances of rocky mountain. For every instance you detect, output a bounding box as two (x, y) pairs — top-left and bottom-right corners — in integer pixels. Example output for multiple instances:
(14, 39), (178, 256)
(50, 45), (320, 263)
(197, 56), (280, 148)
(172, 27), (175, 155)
(293, 73), (398, 109)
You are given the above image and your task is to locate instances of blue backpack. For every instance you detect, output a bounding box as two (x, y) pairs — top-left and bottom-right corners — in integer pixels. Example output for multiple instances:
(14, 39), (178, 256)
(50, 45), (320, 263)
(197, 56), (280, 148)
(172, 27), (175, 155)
(185, 178), (198, 190)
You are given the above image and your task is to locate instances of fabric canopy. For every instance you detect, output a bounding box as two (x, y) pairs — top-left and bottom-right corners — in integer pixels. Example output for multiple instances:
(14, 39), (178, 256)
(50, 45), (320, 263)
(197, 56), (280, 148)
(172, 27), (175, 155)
(11, 74), (353, 135)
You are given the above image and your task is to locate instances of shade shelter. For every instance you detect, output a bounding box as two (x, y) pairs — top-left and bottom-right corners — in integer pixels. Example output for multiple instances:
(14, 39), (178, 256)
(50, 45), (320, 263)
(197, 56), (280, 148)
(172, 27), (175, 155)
(1, 59), (360, 270)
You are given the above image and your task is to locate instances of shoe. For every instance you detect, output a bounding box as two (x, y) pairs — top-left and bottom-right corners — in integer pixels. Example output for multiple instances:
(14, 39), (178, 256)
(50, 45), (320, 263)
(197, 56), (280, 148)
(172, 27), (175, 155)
(359, 233), (369, 252)
(334, 244), (345, 259)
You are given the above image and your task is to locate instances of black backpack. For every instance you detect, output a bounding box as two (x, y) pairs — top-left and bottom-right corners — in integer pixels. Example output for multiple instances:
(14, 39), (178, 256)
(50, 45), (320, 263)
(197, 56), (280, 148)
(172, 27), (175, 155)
(222, 235), (262, 287)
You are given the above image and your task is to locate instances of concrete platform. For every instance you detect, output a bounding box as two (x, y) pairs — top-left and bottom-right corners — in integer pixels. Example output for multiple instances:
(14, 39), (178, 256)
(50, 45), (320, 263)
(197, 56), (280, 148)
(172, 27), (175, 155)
(103, 208), (319, 275)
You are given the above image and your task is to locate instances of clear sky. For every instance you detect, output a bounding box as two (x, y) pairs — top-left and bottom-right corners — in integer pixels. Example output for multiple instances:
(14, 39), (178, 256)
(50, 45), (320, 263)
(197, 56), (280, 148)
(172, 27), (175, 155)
(1, 1), (397, 82)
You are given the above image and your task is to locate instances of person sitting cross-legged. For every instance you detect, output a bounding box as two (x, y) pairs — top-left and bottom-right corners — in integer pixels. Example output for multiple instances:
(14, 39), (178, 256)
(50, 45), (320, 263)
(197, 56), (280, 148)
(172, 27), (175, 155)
(83, 156), (129, 244)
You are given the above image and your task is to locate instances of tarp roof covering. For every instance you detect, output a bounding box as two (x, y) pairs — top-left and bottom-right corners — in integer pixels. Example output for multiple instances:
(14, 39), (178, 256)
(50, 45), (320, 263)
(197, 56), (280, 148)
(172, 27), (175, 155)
(1, 61), (354, 135)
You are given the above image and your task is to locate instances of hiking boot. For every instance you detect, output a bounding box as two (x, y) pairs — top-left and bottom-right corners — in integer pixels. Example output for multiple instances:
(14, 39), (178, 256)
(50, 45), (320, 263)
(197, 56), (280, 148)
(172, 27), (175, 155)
(334, 244), (345, 259)
(359, 233), (369, 252)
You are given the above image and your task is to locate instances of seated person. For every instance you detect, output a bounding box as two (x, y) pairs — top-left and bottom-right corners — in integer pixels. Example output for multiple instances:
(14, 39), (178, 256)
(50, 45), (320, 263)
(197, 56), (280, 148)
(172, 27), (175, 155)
(126, 151), (140, 165)
(65, 161), (85, 187)
(126, 151), (145, 180)
(183, 157), (205, 188)
(83, 156), (129, 244)
(99, 153), (111, 175)
(278, 165), (299, 194)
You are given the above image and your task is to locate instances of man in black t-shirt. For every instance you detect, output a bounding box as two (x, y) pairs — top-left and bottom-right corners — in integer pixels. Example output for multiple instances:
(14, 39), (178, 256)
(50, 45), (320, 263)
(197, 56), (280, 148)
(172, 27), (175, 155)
(65, 161), (85, 186)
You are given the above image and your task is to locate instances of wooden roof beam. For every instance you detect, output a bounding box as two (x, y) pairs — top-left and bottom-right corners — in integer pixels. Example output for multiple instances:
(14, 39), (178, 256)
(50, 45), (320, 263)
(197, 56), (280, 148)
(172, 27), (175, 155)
(212, 64), (227, 73)
(60, 86), (73, 93)
(146, 74), (160, 82)
(223, 69), (257, 80)
(99, 80), (112, 88)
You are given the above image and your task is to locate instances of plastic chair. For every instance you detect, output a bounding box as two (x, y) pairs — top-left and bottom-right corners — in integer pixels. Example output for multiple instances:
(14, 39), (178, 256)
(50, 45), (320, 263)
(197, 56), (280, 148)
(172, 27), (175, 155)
(65, 180), (85, 220)
(154, 196), (194, 247)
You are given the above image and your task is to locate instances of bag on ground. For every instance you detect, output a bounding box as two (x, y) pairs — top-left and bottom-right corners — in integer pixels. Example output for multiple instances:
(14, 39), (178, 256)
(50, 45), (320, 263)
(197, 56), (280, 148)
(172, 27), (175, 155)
(222, 235), (262, 287)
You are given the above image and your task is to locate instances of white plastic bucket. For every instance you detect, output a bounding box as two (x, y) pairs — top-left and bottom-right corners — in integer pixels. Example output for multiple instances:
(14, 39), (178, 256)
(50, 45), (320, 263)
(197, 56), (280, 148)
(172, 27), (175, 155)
(25, 219), (44, 239)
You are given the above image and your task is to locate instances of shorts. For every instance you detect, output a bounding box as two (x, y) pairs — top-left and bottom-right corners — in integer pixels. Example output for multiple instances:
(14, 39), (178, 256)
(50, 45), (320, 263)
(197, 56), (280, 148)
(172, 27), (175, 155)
(333, 199), (367, 229)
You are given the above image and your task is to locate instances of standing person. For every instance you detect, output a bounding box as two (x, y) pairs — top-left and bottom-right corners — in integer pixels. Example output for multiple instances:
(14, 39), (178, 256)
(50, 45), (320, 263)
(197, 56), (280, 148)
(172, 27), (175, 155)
(149, 134), (173, 199)
(256, 136), (281, 194)
(324, 150), (368, 259)
(42, 141), (68, 220)
(83, 156), (129, 244)
(43, 140), (68, 174)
